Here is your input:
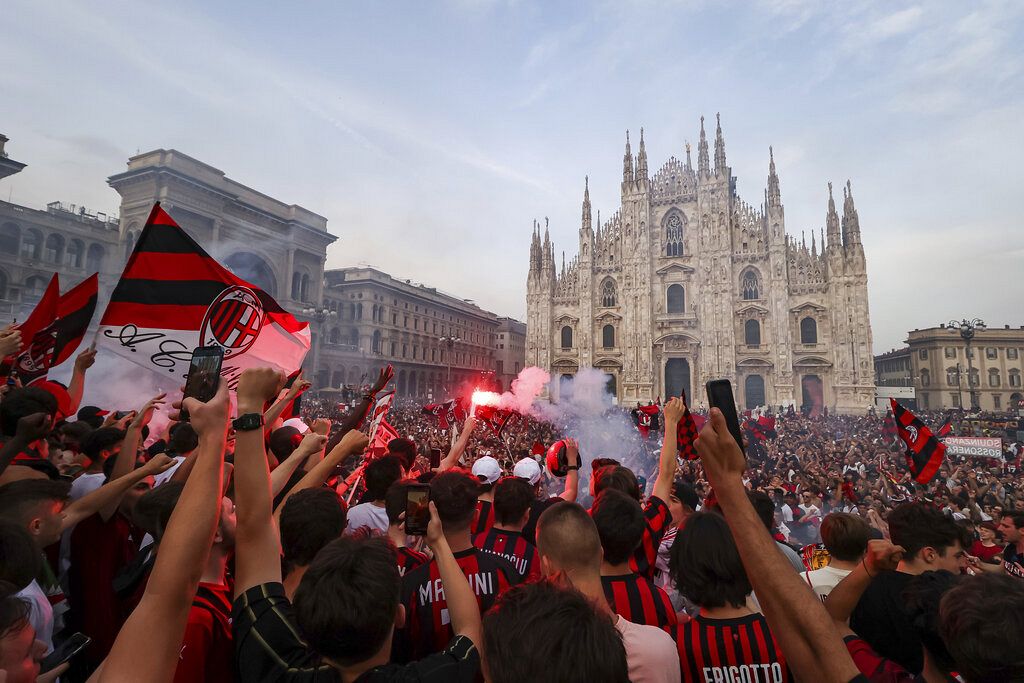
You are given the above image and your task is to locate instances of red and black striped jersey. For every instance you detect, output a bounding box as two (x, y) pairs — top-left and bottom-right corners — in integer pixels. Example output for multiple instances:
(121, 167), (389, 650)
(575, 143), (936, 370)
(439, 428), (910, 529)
(397, 548), (520, 661)
(474, 499), (495, 536)
(630, 495), (671, 579)
(674, 613), (793, 683)
(396, 546), (428, 577)
(602, 573), (677, 632)
(472, 528), (541, 580)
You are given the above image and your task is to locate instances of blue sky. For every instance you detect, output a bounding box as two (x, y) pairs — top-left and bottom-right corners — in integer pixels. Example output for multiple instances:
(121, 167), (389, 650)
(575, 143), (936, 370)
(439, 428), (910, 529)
(3, 0), (1023, 353)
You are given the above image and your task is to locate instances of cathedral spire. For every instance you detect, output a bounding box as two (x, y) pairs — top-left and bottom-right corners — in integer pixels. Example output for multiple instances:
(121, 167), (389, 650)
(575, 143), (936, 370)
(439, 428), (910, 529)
(842, 179), (861, 246)
(623, 130), (634, 184)
(811, 228), (817, 257)
(826, 182), (841, 247)
(636, 128), (648, 179)
(685, 141), (692, 170)
(767, 146), (781, 207)
(581, 176), (592, 231)
(697, 117), (710, 177)
(714, 112), (727, 174)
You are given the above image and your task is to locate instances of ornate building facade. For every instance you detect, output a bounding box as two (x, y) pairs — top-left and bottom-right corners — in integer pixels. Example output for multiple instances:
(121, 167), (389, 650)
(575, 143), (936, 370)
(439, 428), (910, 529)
(526, 118), (875, 413)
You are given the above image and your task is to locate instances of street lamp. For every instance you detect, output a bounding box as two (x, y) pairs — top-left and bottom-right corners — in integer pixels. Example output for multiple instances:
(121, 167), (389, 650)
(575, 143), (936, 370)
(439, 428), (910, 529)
(304, 306), (337, 388)
(439, 335), (461, 393)
(948, 318), (986, 411)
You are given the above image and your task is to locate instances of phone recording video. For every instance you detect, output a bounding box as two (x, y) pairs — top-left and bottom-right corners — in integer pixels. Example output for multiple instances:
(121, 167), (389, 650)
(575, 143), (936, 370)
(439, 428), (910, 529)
(705, 379), (746, 452)
(41, 632), (91, 673)
(429, 447), (442, 470)
(404, 484), (431, 535)
(180, 346), (224, 421)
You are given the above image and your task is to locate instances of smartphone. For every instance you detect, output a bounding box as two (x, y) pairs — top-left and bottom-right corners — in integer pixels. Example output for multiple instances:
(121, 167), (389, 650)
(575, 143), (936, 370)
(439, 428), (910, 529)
(705, 379), (745, 452)
(180, 346), (224, 421)
(404, 483), (431, 536)
(41, 632), (91, 673)
(429, 447), (442, 470)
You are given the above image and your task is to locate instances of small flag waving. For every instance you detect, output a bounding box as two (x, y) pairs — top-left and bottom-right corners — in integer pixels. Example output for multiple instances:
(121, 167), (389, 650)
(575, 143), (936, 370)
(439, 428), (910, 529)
(366, 390), (395, 444)
(423, 398), (468, 430)
(675, 391), (701, 461)
(369, 419), (400, 456)
(97, 204), (309, 388)
(16, 274), (99, 385)
(936, 416), (953, 438)
(5, 275), (61, 383)
(633, 404), (660, 438)
(890, 398), (945, 484)
(474, 404), (517, 438)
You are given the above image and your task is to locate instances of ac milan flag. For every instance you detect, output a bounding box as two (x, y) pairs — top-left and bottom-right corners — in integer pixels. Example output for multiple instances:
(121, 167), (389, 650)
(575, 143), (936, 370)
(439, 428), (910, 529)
(15, 274), (99, 385)
(369, 418), (400, 456)
(675, 391), (701, 461)
(474, 404), (517, 438)
(936, 417), (953, 439)
(747, 415), (778, 442)
(366, 390), (395, 444)
(633, 404), (660, 438)
(97, 204), (310, 388)
(423, 398), (468, 430)
(2, 274), (60, 383)
(890, 398), (945, 485)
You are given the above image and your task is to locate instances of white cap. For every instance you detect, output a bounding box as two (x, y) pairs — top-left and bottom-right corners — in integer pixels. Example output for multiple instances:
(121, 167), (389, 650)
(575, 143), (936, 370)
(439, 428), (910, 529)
(472, 456), (502, 485)
(282, 418), (309, 434)
(513, 457), (542, 486)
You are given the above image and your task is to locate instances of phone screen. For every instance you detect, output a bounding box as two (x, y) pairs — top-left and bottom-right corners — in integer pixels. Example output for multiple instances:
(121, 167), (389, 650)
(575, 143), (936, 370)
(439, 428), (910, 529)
(180, 346), (224, 420)
(41, 632), (91, 673)
(429, 448), (442, 470)
(405, 485), (431, 535)
(705, 379), (746, 452)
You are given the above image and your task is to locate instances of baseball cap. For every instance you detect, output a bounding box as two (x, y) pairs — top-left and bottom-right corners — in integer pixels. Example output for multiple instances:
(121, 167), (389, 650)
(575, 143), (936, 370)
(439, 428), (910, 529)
(513, 457), (542, 485)
(671, 481), (701, 511)
(282, 418), (309, 434)
(472, 456), (502, 485)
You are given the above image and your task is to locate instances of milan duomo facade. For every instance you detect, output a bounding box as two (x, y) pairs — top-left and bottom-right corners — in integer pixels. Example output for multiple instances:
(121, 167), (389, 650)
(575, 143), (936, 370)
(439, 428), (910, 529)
(525, 116), (875, 414)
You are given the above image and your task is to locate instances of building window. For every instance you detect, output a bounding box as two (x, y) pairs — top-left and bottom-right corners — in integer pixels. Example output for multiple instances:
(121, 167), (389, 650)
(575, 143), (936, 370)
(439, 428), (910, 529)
(989, 369), (1001, 387)
(23, 276), (48, 299)
(666, 284), (685, 314)
(391, 342), (397, 356)
(740, 269), (761, 300)
(946, 367), (960, 386)
(372, 330), (382, 353)
(43, 234), (64, 264)
(951, 393), (961, 407)
(0, 222), (20, 255)
(1008, 348), (1019, 360)
(921, 393), (929, 408)
(994, 394), (1002, 410)
(329, 328), (340, 344)
(64, 239), (84, 268)
(919, 349), (928, 360)
(602, 324), (615, 349)
(601, 279), (616, 307)
(986, 347), (998, 360)
(945, 347), (956, 359)
(800, 317), (818, 345)
(20, 229), (42, 260)
(497, 360), (504, 374)
(744, 319), (761, 346)
(969, 368), (979, 387)
(560, 326), (573, 349)
(920, 369), (930, 386)
(664, 212), (684, 257)
(1010, 370), (1022, 388)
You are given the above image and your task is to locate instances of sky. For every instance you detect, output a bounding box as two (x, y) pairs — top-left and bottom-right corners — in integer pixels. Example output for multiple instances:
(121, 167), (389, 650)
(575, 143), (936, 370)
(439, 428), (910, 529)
(3, 0), (1023, 354)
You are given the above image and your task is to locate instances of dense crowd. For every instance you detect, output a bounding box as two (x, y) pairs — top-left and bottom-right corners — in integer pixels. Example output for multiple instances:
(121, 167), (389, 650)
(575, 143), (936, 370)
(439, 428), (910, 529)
(1, 325), (1024, 682)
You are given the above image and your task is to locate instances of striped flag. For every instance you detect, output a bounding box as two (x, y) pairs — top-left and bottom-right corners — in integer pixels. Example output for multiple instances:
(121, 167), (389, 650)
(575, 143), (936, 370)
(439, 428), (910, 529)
(97, 203), (309, 389)
(675, 390), (701, 460)
(15, 274), (99, 385)
(2, 274), (60, 383)
(890, 398), (945, 484)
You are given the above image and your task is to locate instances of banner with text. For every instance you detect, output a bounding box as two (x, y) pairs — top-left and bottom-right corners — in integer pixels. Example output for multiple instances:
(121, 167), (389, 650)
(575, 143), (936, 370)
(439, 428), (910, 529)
(942, 437), (1002, 459)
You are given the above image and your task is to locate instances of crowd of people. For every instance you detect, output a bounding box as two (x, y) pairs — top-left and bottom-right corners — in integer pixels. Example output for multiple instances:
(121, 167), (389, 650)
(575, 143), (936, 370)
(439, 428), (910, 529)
(1, 324), (1024, 682)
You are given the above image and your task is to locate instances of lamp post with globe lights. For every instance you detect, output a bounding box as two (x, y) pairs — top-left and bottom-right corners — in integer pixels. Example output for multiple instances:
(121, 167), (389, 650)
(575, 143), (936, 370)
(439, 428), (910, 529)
(949, 318), (986, 411)
(439, 335), (461, 394)
(303, 305), (337, 388)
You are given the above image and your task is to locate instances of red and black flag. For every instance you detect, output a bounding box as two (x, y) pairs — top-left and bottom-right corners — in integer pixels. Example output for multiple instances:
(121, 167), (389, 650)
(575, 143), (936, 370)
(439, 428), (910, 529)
(2, 274), (60, 383)
(675, 390), (701, 461)
(474, 404), (517, 438)
(936, 416), (953, 438)
(15, 274), (99, 385)
(890, 398), (945, 485)
(97, 203), (309, 388)
(423, 397), (468, 430)
(747, 415), (778, 442)
(882, 410), (898, 443)
(633, 403), (660, 438)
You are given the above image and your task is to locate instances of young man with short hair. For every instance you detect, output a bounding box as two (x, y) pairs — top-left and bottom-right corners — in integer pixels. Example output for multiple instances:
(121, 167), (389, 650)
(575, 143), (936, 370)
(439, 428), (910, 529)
(592, 490), (676, 632)
(279, 487), (347, 599)
(69, 427), (124, 500)
(473, 476), (541, 579)
(537, 501), (679, 683)
(471, 455), (501, 536)
(996, 511), (1024, 578)
(346, 455), (403, 535)
(804, 512), (870, 600)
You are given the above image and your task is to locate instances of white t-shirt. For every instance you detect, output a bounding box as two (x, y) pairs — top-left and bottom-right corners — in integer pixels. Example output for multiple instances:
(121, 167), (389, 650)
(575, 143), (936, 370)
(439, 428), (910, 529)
(614, 615), (681, 683)
(69, 472), (105, 501)
(153, 455), (186, 486)
(344, 502), (389, 534)
(803, 565), (852, 601)
(16, 580), (54, 654)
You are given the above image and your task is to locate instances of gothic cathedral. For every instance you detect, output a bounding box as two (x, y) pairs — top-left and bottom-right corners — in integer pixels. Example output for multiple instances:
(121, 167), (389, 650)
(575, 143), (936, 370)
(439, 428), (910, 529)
(525, 116), (875, 414)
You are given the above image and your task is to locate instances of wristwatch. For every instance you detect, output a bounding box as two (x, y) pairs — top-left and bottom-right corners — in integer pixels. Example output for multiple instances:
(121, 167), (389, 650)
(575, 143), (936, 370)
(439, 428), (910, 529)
(567, 465), (580, 471)
(232, 413), (265, 432)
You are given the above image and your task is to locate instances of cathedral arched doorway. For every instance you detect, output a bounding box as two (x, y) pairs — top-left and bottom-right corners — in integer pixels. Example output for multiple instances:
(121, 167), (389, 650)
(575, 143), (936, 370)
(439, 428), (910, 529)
(744, 375), (766, 410)
(558, 373), (574, 403)
(801, 375), (824, 417)
(605, 373), (617, 400)
(665, 359), (690, 403)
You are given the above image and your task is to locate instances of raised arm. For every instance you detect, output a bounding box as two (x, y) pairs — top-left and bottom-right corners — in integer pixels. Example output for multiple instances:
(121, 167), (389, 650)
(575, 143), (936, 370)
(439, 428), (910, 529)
(695, 408), (862, 683)
(234, 367), (288, 595)
(426, 500), (483, 648)
(558, 438), (579, 502)
(263, 374), (310, 426)
(94, 379), (228, 683)
(268, 433), (320, 498)
(63, 454), (175, 529)
(65, 346), (97, 416)
(654, 397), (685, 503)
(0, 413), (51, 478)
(99, 394), (166, 521)
(824, 539), (904, 635)
(274, 430), (367, 519)
(437, 415), (477, 472)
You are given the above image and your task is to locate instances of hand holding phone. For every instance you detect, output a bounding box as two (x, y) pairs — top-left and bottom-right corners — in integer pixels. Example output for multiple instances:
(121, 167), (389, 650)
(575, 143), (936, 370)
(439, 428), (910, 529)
(180, 346), (224, 421)
(429, 448), (442, 470)
(41, 632), (91, 673)
(705, 379), (745, 452)
(404, 483), (431, 535)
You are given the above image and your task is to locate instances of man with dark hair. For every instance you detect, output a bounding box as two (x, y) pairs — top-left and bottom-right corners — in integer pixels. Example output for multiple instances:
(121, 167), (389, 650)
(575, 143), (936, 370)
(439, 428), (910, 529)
(398, 469), (521, 660)
(346, 455), (403, 534)
(748, 489), (806, 572)
(592, 490), (676, 631)
(805, 512), (870, 600)
(850, 501), (969, 674)
(940, 573), (1024, 681)
(996, 511), (1024, 577)
(71, 427), (125, 500)
(0, 580), (52, 681)
(384, 480), (428, 577)
(482, 580), (631, 683)
(669, 511), (792, 681)
(473, 476), (540, 579)
(537, 502), (679, 683)
(386, 437), (417, 473)
(654, 481), (701, 609)
(0, 387), (57, 438)
(279, 487), (347, 598)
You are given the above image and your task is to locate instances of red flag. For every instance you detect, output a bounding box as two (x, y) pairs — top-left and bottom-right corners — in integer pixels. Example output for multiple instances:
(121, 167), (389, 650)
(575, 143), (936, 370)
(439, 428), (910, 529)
(17, 274), (99, 385)
(423, 398), (467, 430)
(369, 419), (400, 455)
(366, 391), (395, 443)
(890, 398), (945, 485)
(4, 275), (61, 383)
(633, 404), (659, 438)
(936, 417), (953, 439)
(675, 391), (701, 461)
(97, 203), (309, 388)
(474, 404), (517, 438)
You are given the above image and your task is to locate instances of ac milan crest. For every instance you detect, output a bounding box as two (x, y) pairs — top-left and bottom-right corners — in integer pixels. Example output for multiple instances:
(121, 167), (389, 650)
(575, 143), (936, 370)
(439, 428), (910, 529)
(17, 325), (57, 374)
(200, 286), (264, 357)
(907, 425), (919, 444)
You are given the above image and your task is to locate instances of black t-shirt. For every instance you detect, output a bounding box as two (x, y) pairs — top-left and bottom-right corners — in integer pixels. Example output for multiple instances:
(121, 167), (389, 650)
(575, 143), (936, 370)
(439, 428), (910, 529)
(1003, 542), (1024, 578)
(849, 571), (921, 674)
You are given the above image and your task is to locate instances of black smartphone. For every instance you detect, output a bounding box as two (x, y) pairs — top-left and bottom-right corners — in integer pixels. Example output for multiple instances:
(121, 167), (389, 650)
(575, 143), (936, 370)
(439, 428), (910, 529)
(705, 379), (745, 452)
(429, 447), (442, 470)
(41, 632), (91, 673)
(180, 346), (224, 421)
(404, 483), (431, 535)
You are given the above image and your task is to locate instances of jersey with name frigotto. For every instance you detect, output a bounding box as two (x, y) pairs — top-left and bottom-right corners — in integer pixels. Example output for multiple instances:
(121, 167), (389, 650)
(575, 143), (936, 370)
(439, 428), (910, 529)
(674, 612), (792, 683)
(397, 547), (520, 660)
